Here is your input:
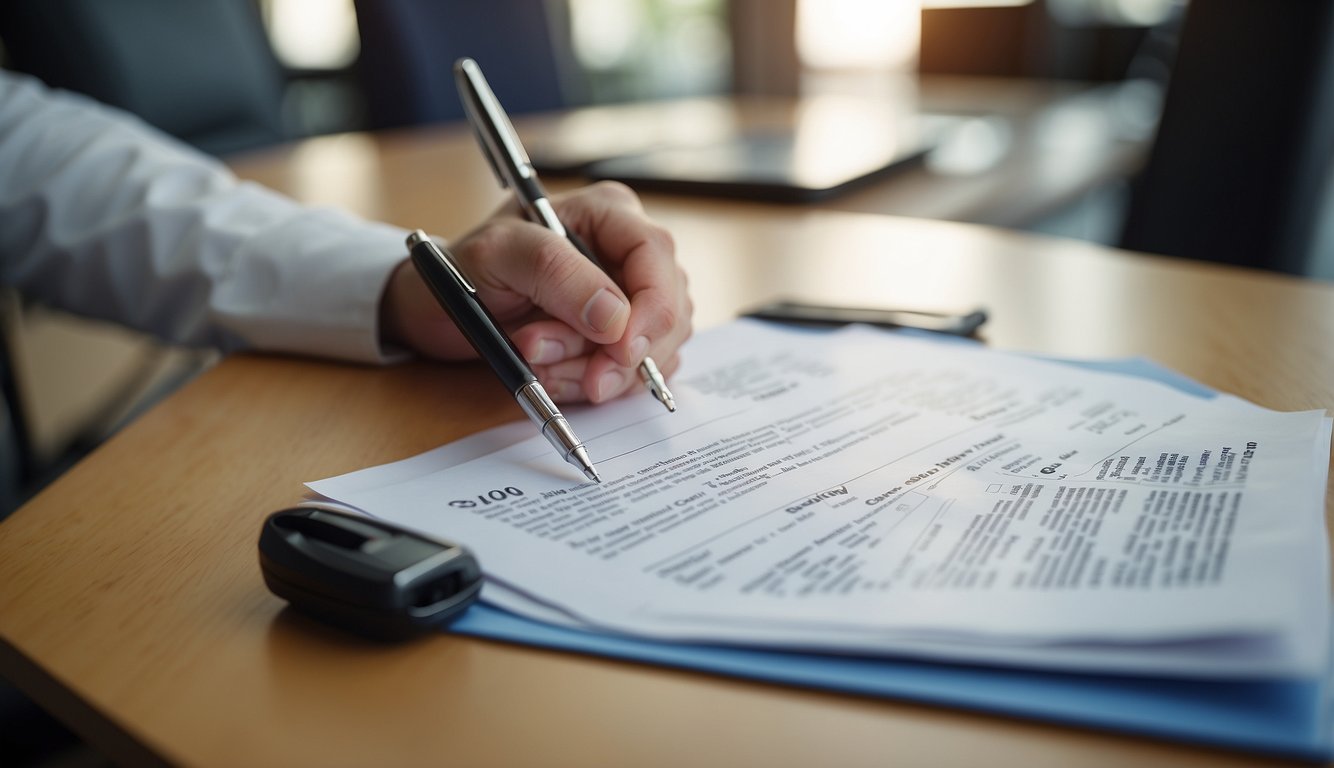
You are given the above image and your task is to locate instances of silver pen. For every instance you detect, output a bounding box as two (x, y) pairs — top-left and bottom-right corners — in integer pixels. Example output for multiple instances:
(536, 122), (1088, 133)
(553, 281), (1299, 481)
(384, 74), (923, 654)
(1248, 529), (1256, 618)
(405, 231), (600, 483)
(453, 57), (677, 413)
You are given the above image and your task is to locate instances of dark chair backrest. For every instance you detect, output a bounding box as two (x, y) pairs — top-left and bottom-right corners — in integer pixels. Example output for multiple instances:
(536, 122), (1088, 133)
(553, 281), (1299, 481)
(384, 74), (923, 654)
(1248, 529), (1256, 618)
(919, 2), (1155, 83)
(0, 0), (286, 157)
(353, 0), (573, 130)
(1118, 1), (1334, 276)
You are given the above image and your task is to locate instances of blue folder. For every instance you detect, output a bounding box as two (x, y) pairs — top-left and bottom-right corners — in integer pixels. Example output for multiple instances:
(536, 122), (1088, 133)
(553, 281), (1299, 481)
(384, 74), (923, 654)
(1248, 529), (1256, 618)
(448, 354), (1334, 761)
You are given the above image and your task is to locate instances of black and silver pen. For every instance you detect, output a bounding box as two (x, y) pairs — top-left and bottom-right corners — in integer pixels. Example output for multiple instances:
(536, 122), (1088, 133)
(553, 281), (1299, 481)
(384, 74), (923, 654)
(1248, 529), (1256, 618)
(405, 230), (600, 483)
(453, 56), (677, 413)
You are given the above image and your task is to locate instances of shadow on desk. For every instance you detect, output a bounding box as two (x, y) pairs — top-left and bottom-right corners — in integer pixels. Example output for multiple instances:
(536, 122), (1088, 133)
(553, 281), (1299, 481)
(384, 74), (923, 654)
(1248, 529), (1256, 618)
(0, 681), (111, 768)
(0, 298), (218, 522)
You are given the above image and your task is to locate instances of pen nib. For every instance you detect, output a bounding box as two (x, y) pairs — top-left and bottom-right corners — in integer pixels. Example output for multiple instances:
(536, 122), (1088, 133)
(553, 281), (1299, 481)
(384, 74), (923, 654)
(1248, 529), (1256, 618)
(566, 443), (601, 483)
(638, 358), (677, 413)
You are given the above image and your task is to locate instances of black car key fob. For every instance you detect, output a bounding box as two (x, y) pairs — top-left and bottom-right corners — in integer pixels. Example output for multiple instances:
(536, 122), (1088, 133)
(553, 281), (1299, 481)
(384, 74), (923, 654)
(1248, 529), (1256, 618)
(259, 505), (483, 640)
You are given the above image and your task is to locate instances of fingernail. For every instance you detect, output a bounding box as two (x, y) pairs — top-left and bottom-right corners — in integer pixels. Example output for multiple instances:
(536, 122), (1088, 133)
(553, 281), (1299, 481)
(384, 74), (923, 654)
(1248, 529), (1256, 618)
(529, 338), (565, 364)
(629, 335), (650, 363)
(582, 289), (627, 333)
(596, 369), (626, 401)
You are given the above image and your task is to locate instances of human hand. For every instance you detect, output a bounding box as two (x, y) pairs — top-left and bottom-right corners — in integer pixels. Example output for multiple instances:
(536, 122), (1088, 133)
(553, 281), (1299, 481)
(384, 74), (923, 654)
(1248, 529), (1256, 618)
(380, 181), (692, 403)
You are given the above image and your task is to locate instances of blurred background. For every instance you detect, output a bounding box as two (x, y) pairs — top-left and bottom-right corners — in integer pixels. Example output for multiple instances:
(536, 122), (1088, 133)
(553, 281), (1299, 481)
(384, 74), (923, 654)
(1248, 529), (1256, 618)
(3, 0), (1330, 268)
(0, 1), (1332, 764)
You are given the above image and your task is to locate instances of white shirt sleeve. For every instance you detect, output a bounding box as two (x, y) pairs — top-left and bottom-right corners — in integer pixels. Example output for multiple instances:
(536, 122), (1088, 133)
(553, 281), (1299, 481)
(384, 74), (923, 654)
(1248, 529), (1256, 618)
(0, 70), (411, 364)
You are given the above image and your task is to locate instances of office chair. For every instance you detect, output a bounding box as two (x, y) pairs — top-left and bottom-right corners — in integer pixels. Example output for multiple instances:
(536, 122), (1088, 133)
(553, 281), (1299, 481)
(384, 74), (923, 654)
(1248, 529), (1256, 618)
(1119, 1), (1334, 276)
(919, 1), (1157, 82)
(0, 0), (287, 157)
(353, 0), (576, 129)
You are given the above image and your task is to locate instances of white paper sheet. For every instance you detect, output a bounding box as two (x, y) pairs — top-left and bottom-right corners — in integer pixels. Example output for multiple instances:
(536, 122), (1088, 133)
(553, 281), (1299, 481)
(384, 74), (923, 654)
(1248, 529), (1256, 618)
(311, 321), (1332, 677)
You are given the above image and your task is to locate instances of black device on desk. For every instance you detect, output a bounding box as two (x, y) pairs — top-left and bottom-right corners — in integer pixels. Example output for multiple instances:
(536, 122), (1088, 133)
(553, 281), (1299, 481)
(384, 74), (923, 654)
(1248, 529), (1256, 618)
(584, 130), (938, 203)
(259, 506), (482, 639)
(745, 300), (988, 337)
(526, 103), (958, 203)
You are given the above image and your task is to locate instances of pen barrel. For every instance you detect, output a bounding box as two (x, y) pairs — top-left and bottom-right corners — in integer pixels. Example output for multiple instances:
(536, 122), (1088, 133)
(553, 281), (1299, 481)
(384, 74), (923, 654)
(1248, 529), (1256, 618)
(408, 242), (535, 394)
(516, 382), (584, 459)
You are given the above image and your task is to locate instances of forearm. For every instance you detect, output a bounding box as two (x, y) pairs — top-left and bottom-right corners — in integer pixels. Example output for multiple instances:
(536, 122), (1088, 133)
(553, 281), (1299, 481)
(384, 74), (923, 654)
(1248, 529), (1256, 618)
(0, 72), (407, 363)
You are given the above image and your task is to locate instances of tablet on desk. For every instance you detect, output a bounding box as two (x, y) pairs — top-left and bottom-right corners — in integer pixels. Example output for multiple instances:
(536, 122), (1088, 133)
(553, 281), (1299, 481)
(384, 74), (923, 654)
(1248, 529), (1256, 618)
(525, 96), (960, 202)
(584, 123), (947, 203)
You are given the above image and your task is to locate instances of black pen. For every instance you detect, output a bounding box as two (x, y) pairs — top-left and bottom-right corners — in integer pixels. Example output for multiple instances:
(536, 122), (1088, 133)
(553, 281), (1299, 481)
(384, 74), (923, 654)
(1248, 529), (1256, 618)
(453, 56), (677, 413)
(405, 230), (600, 483)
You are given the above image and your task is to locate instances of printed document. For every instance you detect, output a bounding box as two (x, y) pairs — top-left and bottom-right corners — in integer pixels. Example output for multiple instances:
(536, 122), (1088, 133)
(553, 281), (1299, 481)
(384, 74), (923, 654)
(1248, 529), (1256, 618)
(311, 321), (1332, 677)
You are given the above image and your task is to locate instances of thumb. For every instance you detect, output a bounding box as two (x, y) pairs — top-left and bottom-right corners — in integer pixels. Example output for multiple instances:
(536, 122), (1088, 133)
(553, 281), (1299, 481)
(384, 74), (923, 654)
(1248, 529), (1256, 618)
(469, 221), (631, 344)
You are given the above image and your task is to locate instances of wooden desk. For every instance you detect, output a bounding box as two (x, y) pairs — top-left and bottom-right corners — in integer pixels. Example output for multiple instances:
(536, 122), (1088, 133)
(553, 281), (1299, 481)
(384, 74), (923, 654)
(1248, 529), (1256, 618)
(1, 123), (1332, 767)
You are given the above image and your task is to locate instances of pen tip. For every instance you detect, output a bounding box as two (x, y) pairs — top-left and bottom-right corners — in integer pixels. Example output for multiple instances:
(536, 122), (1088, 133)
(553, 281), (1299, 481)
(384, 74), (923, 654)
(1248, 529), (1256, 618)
(639, 358), (677, 414)
(585, 467), (602, 484)
(654, 388), (677, 413)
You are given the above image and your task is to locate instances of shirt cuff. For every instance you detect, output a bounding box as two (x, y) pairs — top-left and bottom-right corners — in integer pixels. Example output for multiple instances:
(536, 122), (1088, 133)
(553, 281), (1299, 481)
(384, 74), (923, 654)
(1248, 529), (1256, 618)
(210, 194), (414, 364)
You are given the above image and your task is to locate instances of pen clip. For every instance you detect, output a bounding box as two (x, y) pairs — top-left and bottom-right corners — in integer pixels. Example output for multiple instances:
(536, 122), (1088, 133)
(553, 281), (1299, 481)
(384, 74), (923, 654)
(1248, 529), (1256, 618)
(433, 245), (476, 294)
(407, 230), (476, 293)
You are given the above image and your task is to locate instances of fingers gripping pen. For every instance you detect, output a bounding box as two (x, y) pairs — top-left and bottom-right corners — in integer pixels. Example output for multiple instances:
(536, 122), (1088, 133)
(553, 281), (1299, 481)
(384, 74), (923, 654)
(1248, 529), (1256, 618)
(405, 230), (601, 483)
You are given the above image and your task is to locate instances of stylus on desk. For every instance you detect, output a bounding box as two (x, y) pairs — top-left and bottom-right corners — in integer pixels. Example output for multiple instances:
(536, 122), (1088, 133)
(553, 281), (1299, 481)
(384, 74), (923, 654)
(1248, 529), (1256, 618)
(405, 230), (601, 484)
(453, 56), (677, 414)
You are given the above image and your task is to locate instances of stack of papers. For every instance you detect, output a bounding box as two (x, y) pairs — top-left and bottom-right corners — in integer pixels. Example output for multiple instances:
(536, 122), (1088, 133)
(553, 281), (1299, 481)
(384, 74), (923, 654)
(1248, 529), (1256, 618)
(311, 321), (1332, 682)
